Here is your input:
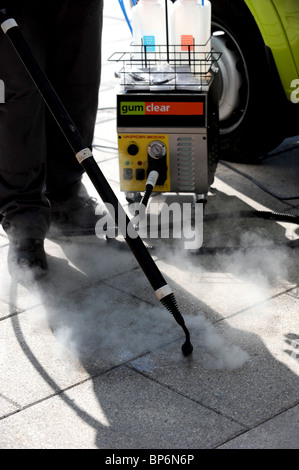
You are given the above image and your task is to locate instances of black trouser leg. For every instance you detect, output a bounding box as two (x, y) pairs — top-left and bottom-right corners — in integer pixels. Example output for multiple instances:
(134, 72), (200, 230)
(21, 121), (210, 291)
(45, 0), (103, 199)
(0, 1), (103, 238)
(0, 4), (50, 239)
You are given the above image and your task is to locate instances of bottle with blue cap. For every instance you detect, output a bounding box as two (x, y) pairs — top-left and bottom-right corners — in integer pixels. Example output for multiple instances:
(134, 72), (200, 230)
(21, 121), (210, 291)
(132, 0), (173, 64)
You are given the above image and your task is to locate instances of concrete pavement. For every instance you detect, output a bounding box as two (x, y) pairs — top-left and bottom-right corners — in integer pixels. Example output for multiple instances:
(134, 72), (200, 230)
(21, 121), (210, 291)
(0, 2), (299, 450)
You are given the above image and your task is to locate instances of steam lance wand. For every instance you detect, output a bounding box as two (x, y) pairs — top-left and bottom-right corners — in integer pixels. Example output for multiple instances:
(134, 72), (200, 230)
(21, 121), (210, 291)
(0, 8), (193, 356)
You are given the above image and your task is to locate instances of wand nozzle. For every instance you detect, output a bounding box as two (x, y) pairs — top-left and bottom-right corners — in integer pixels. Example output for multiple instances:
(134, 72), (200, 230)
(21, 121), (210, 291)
(160, 293), (193, 356)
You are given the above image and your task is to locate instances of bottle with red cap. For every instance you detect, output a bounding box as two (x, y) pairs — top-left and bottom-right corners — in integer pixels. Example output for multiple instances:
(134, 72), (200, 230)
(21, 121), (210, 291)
(170, 0), (211, 74)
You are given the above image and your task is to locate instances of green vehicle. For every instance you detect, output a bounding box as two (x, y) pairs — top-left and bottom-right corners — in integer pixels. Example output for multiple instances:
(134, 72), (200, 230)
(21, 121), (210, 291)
(209, 0), (299, 162)
(130, 1), (298, 162)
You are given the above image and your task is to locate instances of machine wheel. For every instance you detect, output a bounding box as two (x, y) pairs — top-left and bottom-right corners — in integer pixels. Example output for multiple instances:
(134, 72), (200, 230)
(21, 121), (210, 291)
(210, 0), (286, 162)
(125, 191), (142, 204)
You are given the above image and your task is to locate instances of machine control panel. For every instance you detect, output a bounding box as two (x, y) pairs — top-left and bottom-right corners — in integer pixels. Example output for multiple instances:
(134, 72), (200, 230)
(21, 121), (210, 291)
(118, 133), (170, 192)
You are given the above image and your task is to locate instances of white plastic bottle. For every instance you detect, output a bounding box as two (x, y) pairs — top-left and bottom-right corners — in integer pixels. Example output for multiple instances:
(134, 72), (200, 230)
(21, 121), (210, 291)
(170, 0), (211, 74)
(132, 0), (173, 64)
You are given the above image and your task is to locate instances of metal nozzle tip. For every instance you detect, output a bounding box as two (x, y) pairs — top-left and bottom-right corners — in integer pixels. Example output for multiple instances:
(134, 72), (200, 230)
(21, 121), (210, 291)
(182, 340), (193, 356)
(160, 292), (193, 356)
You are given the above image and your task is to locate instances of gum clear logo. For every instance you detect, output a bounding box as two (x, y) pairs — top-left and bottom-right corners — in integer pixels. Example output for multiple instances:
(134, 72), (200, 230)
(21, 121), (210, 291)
(120, 101), (204, 116)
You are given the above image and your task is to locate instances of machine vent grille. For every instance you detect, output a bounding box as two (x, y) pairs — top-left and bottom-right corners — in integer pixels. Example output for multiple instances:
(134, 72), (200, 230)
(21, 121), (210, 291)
(177, 137), (195, 191)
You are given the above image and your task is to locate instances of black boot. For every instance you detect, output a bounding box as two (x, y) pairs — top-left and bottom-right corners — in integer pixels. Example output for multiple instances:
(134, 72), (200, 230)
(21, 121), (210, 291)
(8, 238), (48, 280)
(48, 181), (103, 236)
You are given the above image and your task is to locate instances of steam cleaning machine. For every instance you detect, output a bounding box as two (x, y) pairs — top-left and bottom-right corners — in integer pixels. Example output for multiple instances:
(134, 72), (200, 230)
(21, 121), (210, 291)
(117, 0), (299, 231)
(113, 64), (220, 206)
(111, 2), (221, 236)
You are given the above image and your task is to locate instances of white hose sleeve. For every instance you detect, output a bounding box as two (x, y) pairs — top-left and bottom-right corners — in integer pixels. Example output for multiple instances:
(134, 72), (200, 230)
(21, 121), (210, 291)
(75, 148), (93, 164)
(146, 170), (159, 188)
(155, 284), (173, 300)
(1, 18), (18, 33)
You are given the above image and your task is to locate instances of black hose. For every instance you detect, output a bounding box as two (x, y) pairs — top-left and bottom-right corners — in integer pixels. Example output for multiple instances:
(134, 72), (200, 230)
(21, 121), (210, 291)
(140, 184), (154, 209)
(195, 209), (299, 255)
(134, 170), (159, 231)
(140, 170), (159, 209)
(204, 210), (299, 224)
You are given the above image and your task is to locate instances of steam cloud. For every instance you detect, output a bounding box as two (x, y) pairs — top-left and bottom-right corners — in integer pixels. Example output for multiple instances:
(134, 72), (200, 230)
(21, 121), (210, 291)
(2, 218), (293, 373)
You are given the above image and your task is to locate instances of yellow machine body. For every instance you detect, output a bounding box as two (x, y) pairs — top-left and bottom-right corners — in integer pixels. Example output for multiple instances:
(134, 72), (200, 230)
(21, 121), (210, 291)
(118, 132), (171, 192)
(117, 92), (213, 197)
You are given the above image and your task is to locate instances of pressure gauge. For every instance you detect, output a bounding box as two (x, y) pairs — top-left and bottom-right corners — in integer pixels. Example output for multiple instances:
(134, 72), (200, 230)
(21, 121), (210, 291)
(147, 141), (166, 159)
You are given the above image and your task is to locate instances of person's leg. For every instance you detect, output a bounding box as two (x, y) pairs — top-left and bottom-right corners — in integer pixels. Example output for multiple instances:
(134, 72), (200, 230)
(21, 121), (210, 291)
(44, 0), (103, 231)
(0, 4), (50, 275)
(0, 4), (50, 240)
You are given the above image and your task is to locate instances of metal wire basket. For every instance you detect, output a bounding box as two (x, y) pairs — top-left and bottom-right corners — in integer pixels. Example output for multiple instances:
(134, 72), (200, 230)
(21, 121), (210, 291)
(109, 41), (221, 92)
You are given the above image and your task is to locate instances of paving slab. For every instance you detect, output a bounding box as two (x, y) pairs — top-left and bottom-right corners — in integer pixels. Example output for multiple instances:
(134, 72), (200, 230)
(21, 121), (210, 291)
(215, 141), (299, 216)
(129, 290), (299, 429)
(0, 279), (183, 409)
(0, 365), (245, 449)
(219, 404), (299, 449)
(103, 210), (299, 323)
(0, 395), (18, 418)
